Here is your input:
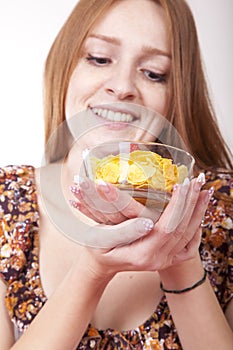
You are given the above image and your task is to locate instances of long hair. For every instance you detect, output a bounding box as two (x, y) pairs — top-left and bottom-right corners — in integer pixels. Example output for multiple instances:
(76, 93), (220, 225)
(158, 0), (232, 170)
(43, 0), (232, 169)
(43, 0), (115, 162)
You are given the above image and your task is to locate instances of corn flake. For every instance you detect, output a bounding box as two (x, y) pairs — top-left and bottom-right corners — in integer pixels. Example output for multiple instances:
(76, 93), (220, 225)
(92, 150), (188, 193)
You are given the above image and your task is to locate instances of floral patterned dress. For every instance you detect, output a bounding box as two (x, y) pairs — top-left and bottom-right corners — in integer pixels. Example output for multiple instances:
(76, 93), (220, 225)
(0, 165), (232, 350)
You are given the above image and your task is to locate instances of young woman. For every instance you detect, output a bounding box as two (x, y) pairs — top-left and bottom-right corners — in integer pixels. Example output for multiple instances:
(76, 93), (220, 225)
(0, 1), (232, 349)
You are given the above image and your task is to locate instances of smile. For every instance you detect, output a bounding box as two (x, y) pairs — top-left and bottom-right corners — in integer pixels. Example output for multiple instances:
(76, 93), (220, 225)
(91, 107), (136, 122)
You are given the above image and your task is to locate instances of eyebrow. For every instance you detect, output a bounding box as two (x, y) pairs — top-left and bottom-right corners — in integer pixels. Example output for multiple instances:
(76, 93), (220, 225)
(87, 34), (171, 59)
(88, 33), (121, 46)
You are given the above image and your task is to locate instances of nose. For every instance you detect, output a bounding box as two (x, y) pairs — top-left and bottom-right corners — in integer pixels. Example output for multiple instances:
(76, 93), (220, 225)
(105, 65), (137, 101)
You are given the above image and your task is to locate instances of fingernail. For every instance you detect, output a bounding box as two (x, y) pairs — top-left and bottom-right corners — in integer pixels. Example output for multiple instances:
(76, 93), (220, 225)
(70, 185), (81, 195)
(69, 200), (80, 209)
(208, 186), (214, 197)
(195, 172), (206, 191)
(197, 173), (205, 185)
(73, 174), (80, 184)
(182, 177), (190, 186)
(173, 183), (179, 192)
(74, 174), (86, 184)
(73, 175), (89, 190)
(97, 179), (110, 193)
(204, 186), (214, 204)
(197, 172), (206, 185)
(180, 177), (190, 195)
(138, 219), (154, 234)
(200, 218), (205, 228)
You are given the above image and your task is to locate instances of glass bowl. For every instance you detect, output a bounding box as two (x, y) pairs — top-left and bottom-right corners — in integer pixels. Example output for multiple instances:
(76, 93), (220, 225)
(82, 141), (195, 211)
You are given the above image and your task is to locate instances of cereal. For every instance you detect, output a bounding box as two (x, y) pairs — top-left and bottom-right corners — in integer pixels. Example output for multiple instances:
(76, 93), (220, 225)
(92, 150), (188, 193)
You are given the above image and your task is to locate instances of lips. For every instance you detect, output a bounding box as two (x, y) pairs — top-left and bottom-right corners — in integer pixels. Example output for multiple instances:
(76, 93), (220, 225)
(90, 106), (137, 123)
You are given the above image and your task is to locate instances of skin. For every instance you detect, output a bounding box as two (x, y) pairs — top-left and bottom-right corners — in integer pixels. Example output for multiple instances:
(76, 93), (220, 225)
(65, 0), (171, 151)
(0, 1), (232, 349)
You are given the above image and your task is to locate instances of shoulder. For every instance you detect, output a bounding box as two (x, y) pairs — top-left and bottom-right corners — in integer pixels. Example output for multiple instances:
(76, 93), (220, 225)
(0, 165), (35, 183)
(0, 165), (36, 204)
(0, 165), (39, 283)
(204, 167), (233, 181)
(0, 165), (36, 200)
(204, 167), (233, 189)
(204, 168), (232, 212)
(0, 165), (37, 225)
(200, 168), (233, 309)
(202, 167), (232, 240)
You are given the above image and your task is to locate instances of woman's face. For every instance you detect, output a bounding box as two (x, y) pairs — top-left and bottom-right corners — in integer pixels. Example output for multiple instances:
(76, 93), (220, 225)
(66, 0), (171, 146)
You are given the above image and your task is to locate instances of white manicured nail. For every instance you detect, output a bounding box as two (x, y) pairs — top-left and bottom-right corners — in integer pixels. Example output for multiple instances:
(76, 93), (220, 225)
(97, 179), (108, 186)
(97, 179), (110, 193)
(138, 219), (154, 234)
(182, 177), (190, 186)
(73, 175), (85, 185)
(197, 172), (206, 185)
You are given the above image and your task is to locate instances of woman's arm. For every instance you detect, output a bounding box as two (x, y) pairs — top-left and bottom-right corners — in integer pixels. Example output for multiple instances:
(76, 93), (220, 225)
(9, 175), (230, 349)
(1, 216), (153, 349)
(71, 173), (233, 349)
(159, 256), (233, 350)
(10, 251), (113, 350)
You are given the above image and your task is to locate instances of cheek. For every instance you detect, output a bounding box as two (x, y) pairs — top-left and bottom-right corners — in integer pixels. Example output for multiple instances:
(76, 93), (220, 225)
(65, 64), (106, 118)
(65, 84), (79, 118)
(145, 87), (170, 117)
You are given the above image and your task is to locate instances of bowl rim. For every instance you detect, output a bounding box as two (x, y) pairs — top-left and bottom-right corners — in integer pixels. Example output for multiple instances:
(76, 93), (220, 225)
(83, 140), (195, 163)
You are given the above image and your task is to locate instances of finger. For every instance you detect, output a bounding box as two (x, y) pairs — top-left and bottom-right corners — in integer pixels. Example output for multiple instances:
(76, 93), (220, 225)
(157, 172), (205, 235)
(156, 178), (190, 234)
(70, 185), (113, 222)
(75, 177), (127, 216)
(84, 218), (154, 249)
(97, 180), (162, 222)
(172, 227), (202, 264)
(69, 199), (109, 223)
(74, 177), (161, 224)
(164, 176), (205, 249)
(172, 174), (206, 234)
(168, 188), (211, 256)
(71, 179), (124, 220)
(181, 188), (212, 240)
(71, 182), (129, 223)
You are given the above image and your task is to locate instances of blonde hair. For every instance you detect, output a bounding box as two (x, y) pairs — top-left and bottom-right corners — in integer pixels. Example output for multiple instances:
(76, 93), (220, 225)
(43, 0), (232, 169)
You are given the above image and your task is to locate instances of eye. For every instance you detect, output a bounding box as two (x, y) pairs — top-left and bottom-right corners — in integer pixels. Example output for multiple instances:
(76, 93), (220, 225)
(143, 70), (166, 83)
(86, 54), (112, 66)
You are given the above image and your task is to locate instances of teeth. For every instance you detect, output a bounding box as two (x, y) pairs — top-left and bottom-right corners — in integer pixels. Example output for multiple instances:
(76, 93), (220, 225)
(92, 108), (134, 122)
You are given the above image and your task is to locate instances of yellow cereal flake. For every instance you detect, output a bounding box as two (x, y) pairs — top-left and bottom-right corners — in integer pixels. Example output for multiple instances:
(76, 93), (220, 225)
(92, 150), (189, 193)
(95, 156), (120, 183)
(163, 163), (178, 191)
(130, 150), (162, 166)
(148, 168), (165, 190)
(128, 163), (156, 185)
(177, 164), (188, 183)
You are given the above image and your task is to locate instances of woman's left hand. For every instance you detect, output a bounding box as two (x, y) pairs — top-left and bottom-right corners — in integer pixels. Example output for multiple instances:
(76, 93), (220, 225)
(70, 177), (162, 224)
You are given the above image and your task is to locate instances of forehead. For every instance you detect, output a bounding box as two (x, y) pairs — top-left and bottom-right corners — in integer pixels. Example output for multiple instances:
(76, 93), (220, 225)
(87, 0), (170, 53)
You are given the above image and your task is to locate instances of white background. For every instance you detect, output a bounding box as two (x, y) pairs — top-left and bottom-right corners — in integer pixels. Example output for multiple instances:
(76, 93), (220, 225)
(0, 0), (232, 167)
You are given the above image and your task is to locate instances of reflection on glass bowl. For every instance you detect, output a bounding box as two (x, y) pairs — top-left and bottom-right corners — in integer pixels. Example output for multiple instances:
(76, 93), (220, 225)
(82, 141), (195, 211)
